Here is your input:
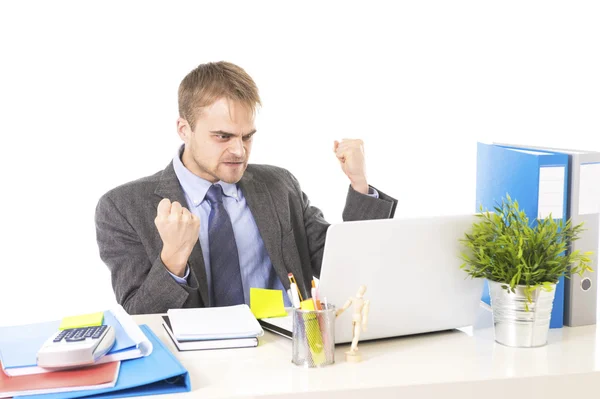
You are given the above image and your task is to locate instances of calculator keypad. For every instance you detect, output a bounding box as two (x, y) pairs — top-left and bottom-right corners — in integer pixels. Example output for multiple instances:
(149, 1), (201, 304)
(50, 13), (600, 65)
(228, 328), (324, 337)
(53, 325), (108, 343)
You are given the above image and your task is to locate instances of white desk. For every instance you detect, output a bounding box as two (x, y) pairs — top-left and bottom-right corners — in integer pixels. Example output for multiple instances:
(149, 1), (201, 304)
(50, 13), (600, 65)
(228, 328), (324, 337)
(132, 305), (600, 399)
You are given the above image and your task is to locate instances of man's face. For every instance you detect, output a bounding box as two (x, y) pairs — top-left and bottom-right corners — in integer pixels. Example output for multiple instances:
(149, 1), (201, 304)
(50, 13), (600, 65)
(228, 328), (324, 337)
(178, 97), (256, 184)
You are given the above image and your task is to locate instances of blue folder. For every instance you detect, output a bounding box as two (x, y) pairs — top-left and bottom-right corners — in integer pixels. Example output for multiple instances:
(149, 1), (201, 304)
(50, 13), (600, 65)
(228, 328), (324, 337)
(476, 142), (569, 328)
(0, 311), (135, 375)
(15, 325), (191, 399)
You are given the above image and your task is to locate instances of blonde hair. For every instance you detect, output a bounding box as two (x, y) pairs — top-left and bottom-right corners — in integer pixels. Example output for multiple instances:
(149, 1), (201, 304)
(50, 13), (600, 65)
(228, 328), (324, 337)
(178, 61), (261, 129)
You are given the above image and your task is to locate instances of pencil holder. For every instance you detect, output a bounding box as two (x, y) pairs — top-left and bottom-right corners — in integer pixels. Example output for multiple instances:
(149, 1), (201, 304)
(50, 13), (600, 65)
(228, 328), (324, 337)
(291, 304), (336, 368)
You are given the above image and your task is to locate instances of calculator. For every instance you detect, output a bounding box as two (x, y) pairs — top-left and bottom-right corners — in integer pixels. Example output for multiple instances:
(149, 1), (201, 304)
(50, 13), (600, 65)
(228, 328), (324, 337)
(37, 325), (116, 369)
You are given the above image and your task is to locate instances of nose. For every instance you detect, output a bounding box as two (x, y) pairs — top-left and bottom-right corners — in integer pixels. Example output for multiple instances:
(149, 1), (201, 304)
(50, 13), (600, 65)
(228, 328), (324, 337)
(227, 137), (245, 158)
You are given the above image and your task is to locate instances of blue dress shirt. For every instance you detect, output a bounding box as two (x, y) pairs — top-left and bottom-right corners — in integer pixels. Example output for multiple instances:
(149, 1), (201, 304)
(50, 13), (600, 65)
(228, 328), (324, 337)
(170, 150), (291, 307)
(167, 147), (378, 308)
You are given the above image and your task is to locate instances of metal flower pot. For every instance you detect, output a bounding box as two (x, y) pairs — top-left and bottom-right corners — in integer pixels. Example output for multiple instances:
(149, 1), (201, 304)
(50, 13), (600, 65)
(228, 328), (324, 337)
(488, 280), (556, 348)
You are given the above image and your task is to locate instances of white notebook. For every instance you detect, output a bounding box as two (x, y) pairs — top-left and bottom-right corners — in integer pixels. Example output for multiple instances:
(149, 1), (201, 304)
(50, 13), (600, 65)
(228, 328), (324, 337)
(167, 305), (264, 341)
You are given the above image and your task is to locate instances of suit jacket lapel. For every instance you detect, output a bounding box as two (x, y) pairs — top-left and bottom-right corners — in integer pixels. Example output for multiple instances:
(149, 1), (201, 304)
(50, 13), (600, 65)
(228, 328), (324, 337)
(238, 170), (288, 286)
(154, 162), (210, 306)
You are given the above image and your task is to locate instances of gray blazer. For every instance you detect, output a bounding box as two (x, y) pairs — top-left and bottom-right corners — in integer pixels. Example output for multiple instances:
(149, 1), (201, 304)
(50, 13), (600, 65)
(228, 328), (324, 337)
(95, 162), (397, 314)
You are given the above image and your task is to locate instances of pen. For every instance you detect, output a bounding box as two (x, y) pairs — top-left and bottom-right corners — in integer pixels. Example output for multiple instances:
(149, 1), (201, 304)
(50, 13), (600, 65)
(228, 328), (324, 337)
(288, 273), (304, 302)
(289, 282), (301, 308)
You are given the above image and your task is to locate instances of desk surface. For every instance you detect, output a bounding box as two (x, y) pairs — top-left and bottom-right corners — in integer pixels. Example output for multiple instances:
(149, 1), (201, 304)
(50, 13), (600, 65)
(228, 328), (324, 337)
(132, 305), (600, 399)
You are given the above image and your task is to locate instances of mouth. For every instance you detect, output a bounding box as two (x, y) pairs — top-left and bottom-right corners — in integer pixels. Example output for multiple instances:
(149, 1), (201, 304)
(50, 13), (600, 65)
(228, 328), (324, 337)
(223, 161), (245, 167)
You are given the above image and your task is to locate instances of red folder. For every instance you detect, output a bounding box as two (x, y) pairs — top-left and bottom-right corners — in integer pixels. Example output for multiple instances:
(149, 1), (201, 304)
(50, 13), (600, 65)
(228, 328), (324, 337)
(0, 361), (119, 398)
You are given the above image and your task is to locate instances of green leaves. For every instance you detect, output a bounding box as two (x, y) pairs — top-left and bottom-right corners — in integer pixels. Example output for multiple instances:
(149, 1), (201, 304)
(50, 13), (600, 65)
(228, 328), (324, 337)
(459, 194), (594, 300)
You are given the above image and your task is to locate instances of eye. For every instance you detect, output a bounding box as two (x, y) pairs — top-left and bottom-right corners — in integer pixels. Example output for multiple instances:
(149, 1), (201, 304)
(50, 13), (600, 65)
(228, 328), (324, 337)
(243, 134), (254, 141)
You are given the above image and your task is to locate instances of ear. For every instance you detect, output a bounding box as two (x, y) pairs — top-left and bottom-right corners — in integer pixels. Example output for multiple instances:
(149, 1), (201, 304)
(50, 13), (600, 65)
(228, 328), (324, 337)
(176, 117), (192, 143)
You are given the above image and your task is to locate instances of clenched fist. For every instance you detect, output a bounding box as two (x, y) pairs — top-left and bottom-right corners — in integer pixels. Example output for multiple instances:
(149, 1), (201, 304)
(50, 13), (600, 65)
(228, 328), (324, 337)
(154, 198), (200, 277)
(334, 139), (368, 194)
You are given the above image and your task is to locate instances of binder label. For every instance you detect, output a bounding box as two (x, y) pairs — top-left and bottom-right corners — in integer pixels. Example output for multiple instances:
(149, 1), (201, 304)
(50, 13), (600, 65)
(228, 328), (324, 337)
(579, 163), (600, 215)
(538, 166), (565, 219)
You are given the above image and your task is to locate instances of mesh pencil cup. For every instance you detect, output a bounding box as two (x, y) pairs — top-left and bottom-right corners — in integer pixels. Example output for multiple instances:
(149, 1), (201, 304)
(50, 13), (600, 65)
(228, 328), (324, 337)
(291, 304), (336, 367)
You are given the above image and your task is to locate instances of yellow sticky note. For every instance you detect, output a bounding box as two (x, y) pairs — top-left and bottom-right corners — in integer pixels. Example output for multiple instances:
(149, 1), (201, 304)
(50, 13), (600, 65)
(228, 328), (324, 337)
(59, 311), (104, 330)
(250, 288), (287, 319)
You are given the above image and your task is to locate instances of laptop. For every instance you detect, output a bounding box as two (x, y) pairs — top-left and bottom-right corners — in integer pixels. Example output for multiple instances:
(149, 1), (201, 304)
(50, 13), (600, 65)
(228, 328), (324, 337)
(259, 214), (485, 344)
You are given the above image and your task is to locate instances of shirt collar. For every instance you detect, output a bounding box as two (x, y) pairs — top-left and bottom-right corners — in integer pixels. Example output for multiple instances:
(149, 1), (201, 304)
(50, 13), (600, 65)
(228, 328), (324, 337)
(172, 145), (239, 207)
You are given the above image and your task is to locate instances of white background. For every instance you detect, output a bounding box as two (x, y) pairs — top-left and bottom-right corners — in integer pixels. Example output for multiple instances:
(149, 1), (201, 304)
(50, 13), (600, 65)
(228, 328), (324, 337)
(1, 1), (599, 326)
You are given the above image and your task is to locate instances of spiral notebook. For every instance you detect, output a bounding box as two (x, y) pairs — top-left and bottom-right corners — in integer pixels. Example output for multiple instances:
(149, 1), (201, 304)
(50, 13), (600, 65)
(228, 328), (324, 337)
(166, 304), (264, 341)
(162, 316), (258, 351)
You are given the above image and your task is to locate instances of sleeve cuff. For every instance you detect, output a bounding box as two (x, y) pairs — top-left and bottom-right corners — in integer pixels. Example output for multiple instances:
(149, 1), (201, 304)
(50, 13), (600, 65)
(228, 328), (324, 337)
(367, 186), (379, 199)
(167, 265), (190, 285)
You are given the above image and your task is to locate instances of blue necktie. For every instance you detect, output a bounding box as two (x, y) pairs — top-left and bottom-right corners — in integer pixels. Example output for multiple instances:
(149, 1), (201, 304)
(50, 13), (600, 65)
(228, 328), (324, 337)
(206, 184), (244, 307)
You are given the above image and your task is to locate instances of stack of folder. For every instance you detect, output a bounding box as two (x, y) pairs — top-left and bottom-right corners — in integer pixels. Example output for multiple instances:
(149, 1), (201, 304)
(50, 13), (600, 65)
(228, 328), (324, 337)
(0, 306), (191, 398)
(0, 306), (151, 377)
(476, 142), (600, 328)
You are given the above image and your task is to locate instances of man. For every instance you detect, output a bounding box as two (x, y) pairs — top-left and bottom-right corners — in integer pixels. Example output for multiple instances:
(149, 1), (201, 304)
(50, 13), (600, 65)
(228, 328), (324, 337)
(95, 61), (397, 315)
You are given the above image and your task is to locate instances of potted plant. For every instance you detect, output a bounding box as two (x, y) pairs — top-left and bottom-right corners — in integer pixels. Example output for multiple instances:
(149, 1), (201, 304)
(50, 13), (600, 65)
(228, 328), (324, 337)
(459, 194), (593, 347)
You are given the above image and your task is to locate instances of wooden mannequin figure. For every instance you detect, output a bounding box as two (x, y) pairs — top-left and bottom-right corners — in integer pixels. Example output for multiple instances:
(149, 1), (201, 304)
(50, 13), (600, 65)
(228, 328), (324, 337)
(336, 285), (370, 362)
